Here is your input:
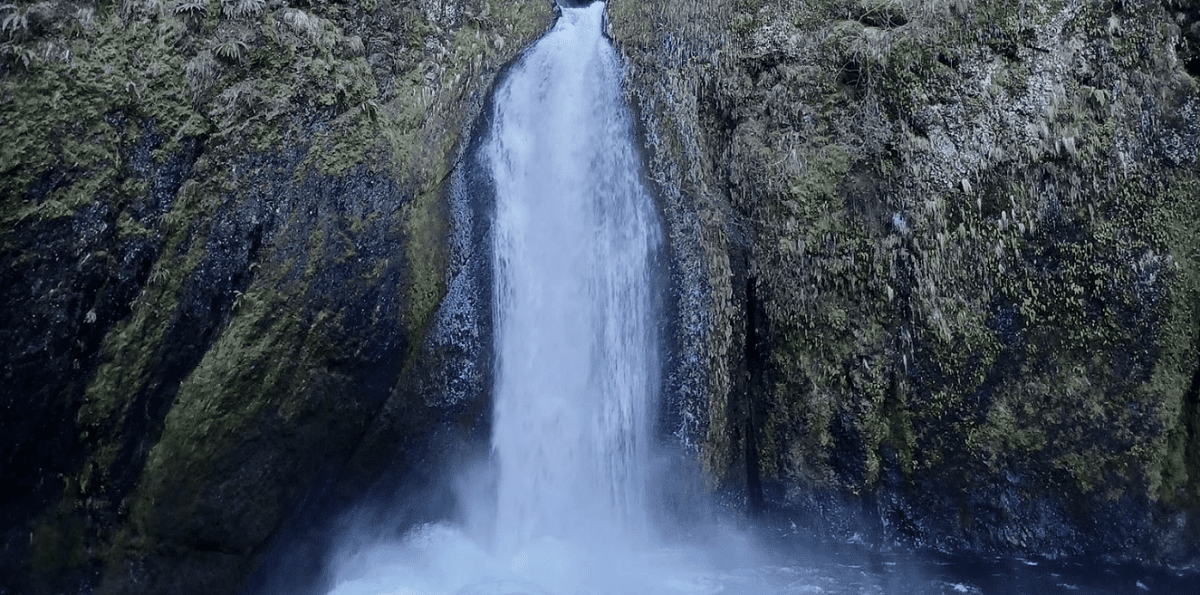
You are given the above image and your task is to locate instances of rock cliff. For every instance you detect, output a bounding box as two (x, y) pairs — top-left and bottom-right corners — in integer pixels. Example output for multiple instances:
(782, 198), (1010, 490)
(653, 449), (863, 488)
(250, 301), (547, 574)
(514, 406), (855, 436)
(1, 0), (551, 593)
(1, 0), (1198, 593)
(610, 0), (1200, 566)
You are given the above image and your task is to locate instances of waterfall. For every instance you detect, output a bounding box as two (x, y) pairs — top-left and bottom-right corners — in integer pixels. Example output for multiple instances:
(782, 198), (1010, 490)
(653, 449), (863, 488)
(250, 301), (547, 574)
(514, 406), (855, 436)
(322, 5), (705, 595)
(487, 0), (659, 554)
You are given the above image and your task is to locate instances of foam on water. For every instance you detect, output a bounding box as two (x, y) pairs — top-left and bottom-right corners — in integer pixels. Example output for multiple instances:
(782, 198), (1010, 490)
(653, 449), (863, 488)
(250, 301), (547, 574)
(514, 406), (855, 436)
(325, 523), (728, 595)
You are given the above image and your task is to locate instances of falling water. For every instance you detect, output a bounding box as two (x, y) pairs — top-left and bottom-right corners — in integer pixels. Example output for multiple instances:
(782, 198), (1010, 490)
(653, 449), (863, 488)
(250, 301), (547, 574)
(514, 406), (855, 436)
(488, 0), (658, 555)
(321, 4), (702, 594)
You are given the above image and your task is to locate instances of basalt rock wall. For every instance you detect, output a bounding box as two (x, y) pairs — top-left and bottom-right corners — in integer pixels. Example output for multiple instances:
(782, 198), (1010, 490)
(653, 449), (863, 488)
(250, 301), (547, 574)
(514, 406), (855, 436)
(609, 0), (1200, 566)
(0, 1), (551, 593)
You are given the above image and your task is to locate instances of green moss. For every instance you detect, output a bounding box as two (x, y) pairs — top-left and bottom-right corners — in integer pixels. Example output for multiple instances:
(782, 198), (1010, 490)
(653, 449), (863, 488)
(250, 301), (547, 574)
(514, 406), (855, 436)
(607, 0), (659, 50)
(121, 286), (309, 552)
(789, 144), (851, 205)
(69, 182), (220, 560)
(401, 182), (448, 361)
(307, 111), (386, 179)
(1053, 451), (1105, 493)
(378, 72), (430, 177)
(967, 399), (1047, 470)
(78, 179), (211, 439)
(755, 140), (920, 488)
(1148, 175), (1200, 503)
(0, 7), (211, 229)
(305, 221), (327, 279)
(116, 210), (152, 239)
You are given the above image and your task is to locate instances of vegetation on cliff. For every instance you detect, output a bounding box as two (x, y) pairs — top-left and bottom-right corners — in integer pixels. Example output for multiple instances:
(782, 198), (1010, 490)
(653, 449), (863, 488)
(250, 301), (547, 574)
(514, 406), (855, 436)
(611, 0), (1199, 563)
(1, 1), (550, 593)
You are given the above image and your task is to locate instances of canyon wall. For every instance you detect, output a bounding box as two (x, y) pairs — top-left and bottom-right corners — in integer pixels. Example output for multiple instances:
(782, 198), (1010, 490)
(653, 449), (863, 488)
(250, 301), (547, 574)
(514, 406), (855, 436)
(610, 0), (1200, 565)
(2, 0), (1198, 593)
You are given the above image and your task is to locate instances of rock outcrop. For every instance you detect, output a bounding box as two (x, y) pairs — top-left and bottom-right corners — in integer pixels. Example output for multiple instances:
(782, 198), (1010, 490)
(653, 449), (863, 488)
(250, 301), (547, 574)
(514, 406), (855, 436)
(611, 0), (1199, 566)
(1, 1), (551, 593)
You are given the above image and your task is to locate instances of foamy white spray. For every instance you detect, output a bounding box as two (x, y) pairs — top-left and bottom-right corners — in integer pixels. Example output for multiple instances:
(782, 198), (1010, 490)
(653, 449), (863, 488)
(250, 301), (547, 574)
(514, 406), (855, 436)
(488, 0), (658, 555)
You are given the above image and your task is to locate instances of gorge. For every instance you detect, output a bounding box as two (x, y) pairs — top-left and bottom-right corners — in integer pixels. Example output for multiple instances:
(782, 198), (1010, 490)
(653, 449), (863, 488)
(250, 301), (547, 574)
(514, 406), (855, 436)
(1, 0), (1199, 593)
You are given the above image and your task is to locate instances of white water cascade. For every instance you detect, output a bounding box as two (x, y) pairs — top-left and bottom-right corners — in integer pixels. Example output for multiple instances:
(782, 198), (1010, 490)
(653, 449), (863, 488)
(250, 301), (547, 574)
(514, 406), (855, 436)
(321, 5), (719, 595)
(488, 0), (658, 556)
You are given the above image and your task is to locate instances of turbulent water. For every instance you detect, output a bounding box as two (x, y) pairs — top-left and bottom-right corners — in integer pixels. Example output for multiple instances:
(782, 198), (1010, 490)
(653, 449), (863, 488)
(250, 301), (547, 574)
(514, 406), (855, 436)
(312, 4), (1198, 595)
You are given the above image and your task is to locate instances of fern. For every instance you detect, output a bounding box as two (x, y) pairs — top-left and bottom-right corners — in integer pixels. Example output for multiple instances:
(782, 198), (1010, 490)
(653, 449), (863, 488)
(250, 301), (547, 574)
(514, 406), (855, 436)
(282, 9), (323, 41)
(0, 40), (32, 68)
(1, 5), (28, 38)
(213, 39), (247, 63)
(172, 0), (207, 16)
(185, 50), (219, 102)
(222, 0), (264, 19)
(73, 7), (96, 30)
(122, 0), (168, 18)
(341, 34), (364, 57)
(317, 29), (338, 50)
(359, 99), (381, 124)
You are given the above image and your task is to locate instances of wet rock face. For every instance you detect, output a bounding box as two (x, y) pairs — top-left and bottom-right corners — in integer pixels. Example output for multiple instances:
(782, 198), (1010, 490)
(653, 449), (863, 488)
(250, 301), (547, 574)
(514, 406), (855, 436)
(610, 0), (1200, 566)
(1, 121), (416, 595)
(1, 122), (200, 593)
(1174, 0), (1200, 78)
(1, 0), (551, 593)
